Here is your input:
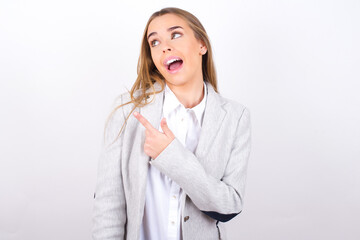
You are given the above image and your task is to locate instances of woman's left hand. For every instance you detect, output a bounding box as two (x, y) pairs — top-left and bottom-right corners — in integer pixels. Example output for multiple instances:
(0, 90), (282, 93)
(133, 111), (175, 159)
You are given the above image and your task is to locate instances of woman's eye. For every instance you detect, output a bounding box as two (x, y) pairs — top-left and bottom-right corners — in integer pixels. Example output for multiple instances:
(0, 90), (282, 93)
(172, 32), (182, 39)
(151, 40), (159, 47)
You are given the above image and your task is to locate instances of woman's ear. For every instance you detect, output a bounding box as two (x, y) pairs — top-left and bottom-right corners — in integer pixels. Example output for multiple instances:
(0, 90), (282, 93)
(199, 41), (208, 55)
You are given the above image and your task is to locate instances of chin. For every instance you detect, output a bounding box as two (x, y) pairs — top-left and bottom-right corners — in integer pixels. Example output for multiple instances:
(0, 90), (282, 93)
(164, 77), (189, 87)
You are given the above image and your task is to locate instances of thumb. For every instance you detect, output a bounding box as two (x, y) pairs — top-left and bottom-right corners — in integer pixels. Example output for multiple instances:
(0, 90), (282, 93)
(160, 118), (174, 138)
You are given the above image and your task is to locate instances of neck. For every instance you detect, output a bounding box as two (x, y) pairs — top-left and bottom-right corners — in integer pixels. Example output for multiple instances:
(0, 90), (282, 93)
(166, 79), (205, 109)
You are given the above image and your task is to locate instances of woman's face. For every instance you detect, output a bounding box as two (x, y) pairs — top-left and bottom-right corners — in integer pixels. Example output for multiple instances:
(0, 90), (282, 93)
(147, 13), (207, 87)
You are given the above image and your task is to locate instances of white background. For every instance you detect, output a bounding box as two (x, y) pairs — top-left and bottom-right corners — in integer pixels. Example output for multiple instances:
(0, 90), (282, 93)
(1, 0), (359, 239)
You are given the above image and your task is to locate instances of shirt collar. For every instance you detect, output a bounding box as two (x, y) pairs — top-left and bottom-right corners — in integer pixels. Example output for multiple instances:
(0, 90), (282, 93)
(163, 81), (207, 124)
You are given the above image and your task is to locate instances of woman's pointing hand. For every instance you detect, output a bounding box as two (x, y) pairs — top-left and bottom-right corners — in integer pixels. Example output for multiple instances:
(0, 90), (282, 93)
(133, 111), (175, 159)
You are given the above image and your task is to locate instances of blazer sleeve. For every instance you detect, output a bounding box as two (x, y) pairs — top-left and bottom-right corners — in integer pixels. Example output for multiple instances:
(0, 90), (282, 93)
(92, 95), (127, 239)
(150, 107), (251, 222)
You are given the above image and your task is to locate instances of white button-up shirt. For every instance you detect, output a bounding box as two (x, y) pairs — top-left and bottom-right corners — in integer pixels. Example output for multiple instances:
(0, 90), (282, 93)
(140, 81), (207, 240)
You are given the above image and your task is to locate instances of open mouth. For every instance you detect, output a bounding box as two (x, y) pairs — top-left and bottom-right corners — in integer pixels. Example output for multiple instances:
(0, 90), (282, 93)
(163, 56), (183, 73)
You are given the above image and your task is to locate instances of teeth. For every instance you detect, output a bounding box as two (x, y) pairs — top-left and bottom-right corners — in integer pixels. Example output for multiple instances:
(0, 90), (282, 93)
(166, 58), (180, 66)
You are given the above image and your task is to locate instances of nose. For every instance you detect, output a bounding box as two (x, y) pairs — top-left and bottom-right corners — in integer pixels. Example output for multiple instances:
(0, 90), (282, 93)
(162, 47), (172, 53)
(162, 40), (172, 53)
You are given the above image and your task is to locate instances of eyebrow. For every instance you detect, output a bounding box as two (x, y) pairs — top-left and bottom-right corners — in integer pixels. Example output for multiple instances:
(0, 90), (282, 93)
(147, 26), (183, 40)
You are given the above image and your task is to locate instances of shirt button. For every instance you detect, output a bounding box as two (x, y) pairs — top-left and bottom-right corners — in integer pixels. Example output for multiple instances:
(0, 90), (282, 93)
(184, 216), (190, 222)
(181, 118), (184, 122)
(173, 195), (176, 199)
(171, 221), (175, 225)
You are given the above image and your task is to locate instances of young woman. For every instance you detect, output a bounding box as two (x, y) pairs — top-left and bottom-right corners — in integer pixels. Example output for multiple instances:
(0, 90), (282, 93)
(92, 7), (251, 240)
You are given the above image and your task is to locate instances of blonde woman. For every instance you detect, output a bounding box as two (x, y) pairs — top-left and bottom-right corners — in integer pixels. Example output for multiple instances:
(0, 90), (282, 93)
(92, 7), (251, 240)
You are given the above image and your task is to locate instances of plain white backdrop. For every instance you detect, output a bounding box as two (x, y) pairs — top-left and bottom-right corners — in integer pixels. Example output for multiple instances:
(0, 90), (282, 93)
(1, 0), (359, 239)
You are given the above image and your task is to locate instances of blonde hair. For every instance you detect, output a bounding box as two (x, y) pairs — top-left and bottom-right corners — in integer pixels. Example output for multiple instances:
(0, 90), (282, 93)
(104, 7), (218, 145)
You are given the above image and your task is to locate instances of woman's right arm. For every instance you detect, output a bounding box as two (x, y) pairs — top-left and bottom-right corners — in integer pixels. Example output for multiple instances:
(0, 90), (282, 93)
(92, 95), (127, 240)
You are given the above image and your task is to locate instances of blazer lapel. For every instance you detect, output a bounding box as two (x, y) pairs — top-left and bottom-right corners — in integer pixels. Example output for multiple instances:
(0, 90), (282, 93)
(133, 81), (165, 233)
(195, 81), (227, 159)
(140, 81), (165, 130)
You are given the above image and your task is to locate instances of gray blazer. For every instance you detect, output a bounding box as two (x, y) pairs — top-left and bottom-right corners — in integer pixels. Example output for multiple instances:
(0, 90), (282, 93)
(92, 81), (251, 240)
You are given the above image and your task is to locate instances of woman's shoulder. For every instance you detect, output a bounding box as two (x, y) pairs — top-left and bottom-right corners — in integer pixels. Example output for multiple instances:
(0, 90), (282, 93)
(215, 95), (251, 133)
(114, 82), (160, 107)
(112, 88), (142, 114)
(105, 91), (133, 127)
(206, 81), (249, 119)
(217, 94), (250, 118)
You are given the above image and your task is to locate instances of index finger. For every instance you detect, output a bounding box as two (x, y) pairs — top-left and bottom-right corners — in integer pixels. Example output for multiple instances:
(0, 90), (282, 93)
(133, 111), (156, 131)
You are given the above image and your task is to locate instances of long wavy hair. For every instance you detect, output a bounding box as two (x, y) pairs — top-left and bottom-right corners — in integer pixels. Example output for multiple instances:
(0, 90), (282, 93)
(104, 7), (218, 145)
